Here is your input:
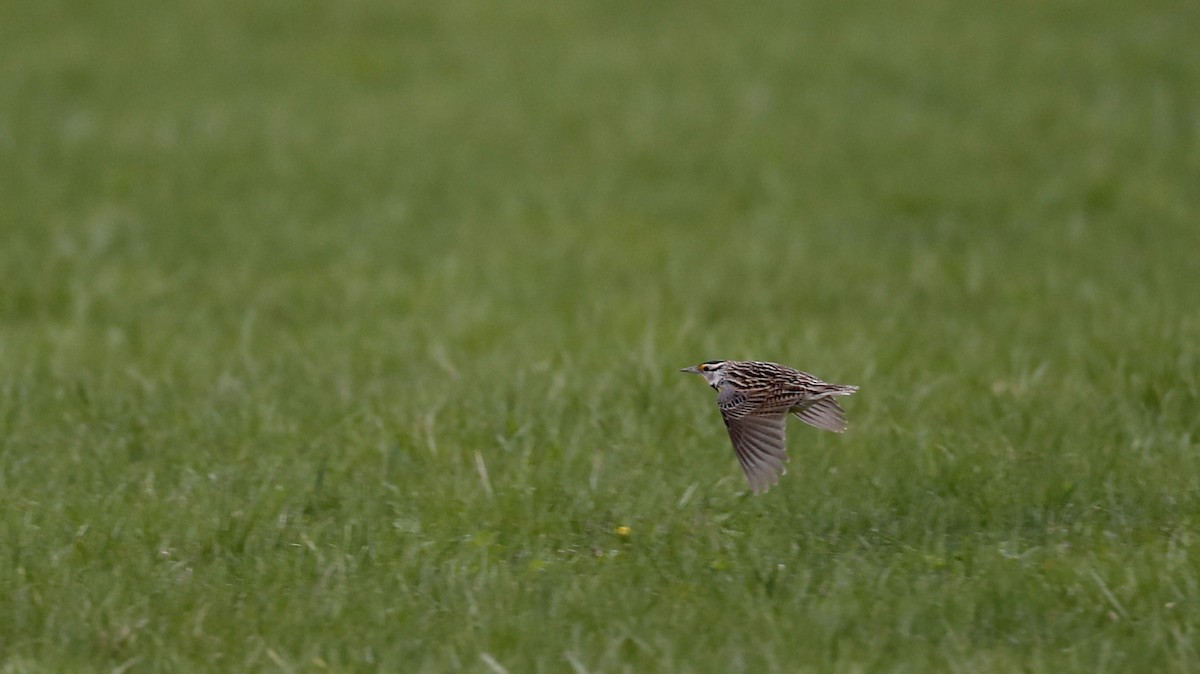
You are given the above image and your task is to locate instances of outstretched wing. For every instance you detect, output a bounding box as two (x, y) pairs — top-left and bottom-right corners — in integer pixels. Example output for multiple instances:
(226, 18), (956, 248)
(719, 409), (790, 494)
(723, 413), (789, 494)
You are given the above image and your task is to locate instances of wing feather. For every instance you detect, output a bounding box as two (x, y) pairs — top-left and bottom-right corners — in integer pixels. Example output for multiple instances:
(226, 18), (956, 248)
(721, 412), (789, 494)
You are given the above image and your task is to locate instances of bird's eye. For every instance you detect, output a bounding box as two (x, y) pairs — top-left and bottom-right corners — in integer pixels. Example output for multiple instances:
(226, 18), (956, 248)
(699, 364), (709, 371)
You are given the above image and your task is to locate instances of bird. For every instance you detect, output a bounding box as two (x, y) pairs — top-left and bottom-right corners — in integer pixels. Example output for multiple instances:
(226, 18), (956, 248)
(680, 360), (859, 494)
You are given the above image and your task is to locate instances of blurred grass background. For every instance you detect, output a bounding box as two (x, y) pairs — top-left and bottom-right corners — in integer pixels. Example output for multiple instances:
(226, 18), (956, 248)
(2, 0), (1199, 671)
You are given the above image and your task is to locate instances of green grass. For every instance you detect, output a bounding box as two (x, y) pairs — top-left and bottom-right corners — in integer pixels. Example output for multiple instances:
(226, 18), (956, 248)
(3, 0), (1200, 671)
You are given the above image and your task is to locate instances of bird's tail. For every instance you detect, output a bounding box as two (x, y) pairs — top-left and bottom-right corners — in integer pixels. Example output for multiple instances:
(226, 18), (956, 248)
(793, 384), (857, 432)
(793, 398), (850, 432)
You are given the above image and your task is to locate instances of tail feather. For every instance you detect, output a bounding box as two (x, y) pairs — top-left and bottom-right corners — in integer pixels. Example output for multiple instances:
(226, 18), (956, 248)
(793, 398), (850, 432)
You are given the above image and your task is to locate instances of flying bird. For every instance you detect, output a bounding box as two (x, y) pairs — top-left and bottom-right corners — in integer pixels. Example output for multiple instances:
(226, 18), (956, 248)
(680, 360), (859, 494)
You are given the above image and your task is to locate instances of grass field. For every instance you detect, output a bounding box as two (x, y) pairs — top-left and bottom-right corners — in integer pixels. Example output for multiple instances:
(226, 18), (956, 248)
(3, 0), (1200, 671)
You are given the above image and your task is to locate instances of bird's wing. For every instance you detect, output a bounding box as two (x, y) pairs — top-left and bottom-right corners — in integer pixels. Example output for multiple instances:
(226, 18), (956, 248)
(721, 411), (789, 494)
(716, 386), (753, 418)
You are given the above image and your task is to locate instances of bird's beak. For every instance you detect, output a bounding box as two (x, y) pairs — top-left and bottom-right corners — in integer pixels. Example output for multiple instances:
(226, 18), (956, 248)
(679, 366), (700, 374)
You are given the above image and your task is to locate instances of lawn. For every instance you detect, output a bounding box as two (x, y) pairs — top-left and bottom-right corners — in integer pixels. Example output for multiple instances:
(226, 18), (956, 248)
(2, 0), (1199, 671)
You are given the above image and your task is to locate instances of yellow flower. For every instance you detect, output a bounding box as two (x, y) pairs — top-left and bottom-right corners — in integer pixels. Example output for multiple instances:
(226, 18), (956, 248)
(615, 526), (631, 537)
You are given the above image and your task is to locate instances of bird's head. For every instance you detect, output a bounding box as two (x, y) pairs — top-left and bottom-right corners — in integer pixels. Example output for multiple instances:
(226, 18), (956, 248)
(679, 360), (728, 388)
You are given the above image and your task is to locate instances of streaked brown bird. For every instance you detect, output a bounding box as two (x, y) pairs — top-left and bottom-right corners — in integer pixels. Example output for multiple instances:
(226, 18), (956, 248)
(680, 360), (859, 494)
